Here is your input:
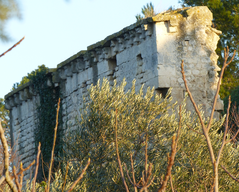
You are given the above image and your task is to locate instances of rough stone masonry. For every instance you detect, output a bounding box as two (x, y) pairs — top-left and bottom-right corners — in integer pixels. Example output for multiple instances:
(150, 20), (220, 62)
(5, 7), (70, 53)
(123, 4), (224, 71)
(4, 6), (224, 179)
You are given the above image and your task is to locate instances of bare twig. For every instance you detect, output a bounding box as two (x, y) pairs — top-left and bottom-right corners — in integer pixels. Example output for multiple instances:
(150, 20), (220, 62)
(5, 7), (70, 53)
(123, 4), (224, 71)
(216, 97), (231, 165)
(145, 133), (148, 182)
(115, 109), (130, 192)
(221, 165), (239, 183)
(181, 60), (207, 131)
(170, 174), (174, 192)
(17, 160), (35, 190)
(146, 163), (153, 185)
(66, 158), (90, 192)
(157, 136), (176, 192)
(0, 176), (5, 186)
(19, 163), (24, 189)
(142, 172), (155, 191)
(182, 60), (216, 190)
(188, 125), (203, 135)
(181, 47), (236, 192)
(32, 142), (41, 192)
(207, 48), (236, 132)
(0, 36), (25, 58)
(61, 161), (69, 192)
(13, 166), (21, 192)
(17, 160), (35, 176)
(125, 163), (136, 187)
(157, 105), (182, 192)
(130, 154), (138, 192)
(41, 154), (47, 181)
(0, 121), (18, 192)
(47, 98), (61, 191)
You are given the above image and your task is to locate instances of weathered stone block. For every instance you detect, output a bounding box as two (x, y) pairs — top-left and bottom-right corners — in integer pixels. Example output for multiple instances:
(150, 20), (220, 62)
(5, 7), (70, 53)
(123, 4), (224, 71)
(157, 65), (176, 76)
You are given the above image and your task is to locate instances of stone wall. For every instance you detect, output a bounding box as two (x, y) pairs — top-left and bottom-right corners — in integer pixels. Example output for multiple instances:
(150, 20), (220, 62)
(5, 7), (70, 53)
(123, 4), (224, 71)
(4, 6), (223, 180)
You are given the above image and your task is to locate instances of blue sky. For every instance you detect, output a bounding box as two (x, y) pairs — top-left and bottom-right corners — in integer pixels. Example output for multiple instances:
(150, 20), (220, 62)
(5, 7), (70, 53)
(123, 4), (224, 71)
(0, 0), (181, 99)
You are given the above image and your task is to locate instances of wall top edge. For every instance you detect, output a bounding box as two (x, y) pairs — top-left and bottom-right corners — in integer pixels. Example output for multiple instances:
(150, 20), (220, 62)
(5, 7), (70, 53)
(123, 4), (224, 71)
(56, 18), (153, 70)
(4, 6), (213, 104)
(85, 7), (199, 51)
(57, 50), (87, 69)
(86, 18), (152, 51)
(56, 6), (211, 69)
(4, 70), (56, 101)
(5, 82), (31, 100)
(55, 7), (195, 70)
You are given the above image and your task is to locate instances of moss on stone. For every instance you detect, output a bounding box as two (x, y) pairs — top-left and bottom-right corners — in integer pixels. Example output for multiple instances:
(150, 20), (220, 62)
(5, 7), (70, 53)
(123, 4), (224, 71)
(57, 50), (87, 69)
(4, 82), (31, 99)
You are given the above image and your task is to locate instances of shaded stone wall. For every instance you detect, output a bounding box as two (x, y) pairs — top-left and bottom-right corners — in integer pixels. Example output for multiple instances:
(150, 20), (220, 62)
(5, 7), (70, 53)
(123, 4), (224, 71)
(4, 6), (223, 180)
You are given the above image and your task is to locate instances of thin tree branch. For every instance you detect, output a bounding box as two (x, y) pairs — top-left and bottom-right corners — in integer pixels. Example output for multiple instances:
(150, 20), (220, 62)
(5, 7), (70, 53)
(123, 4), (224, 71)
(32, 142), (41, 192)
(145, 133), (148, 181)
(13, 166), (21, 192)
(61, 161), (69, 192)
(170, 174), (174, 192)
(19, 163), (24, 190)
(207, 47), (236, 131)
(206, 48), (236, 132)
(17, 160), (35, 176)
(130, 154), (138, 192)
(17, 160), (35, 190)
(139, 175), (155, 192)
(181, 61), (207, 132)
(66, 158), (90, 192)
(157, 106), (182, 192)
(0, 36), (25, 58)
(157, 136), (176, 192)
(125, 163), (136, 187)
(115, 109), (130, 192)
(221, 164), (239, 183)
(181, 48), (236, 192)
(216, 96), (231, 165)
(0, 176), (5, 186)
(181, 60), (216, 169)
(0, 121), (18, 192)
(145, 163), (153, 184)
(188, 126), (203, 135)
(47, 98), (61, 191)
(41, 154), (47, 181)
(226, 128), (239, 144)
(141, 170), (145, 186)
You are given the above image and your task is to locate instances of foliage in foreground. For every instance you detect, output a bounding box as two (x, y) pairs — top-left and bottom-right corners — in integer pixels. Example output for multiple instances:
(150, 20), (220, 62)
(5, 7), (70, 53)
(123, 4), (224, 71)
(0, 100), (90, 192)
(0, 98), (9, 132)
(2, 170), (83, 192)
(63, 78), (239, 191)
(0, 0), (21, 42)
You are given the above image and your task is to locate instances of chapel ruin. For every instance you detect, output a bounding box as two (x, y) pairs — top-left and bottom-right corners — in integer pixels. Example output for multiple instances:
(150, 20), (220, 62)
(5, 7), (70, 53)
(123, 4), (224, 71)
(5, 6), (223, 179)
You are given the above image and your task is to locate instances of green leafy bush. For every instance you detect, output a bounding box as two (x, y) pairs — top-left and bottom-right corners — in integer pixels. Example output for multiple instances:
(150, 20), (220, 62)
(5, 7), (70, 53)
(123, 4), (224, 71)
(12, 65), (48, 90)
(63, 78), (239, 191)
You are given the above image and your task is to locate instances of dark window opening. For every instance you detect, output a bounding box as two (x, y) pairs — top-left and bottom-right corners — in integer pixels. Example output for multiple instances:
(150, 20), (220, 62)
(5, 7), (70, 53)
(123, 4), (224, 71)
(108, 56), (117, 70)
(155, 88), (170, 98)
(108, 56), (117, 85)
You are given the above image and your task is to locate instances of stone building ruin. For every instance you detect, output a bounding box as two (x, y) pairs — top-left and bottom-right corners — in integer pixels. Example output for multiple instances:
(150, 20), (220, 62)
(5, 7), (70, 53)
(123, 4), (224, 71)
(4, 6), (224, 179)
